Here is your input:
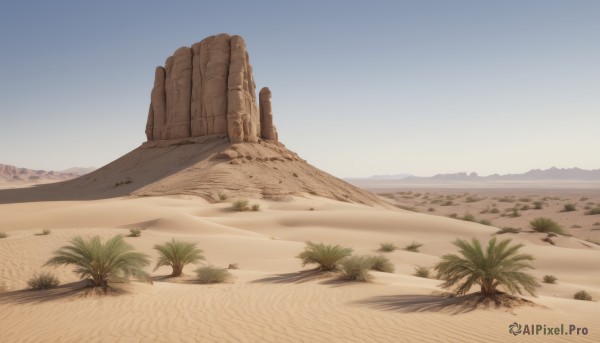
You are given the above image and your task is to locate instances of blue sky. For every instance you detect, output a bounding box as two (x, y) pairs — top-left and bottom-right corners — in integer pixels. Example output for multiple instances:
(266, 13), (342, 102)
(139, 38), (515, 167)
(1, 1), (598, 177)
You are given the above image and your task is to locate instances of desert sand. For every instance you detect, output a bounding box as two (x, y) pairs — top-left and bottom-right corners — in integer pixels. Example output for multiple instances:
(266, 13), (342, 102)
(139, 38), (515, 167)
(1, 193), (599, 342)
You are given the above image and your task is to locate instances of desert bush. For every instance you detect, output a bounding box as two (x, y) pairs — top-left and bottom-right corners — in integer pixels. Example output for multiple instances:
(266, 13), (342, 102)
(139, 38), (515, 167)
(496, 227), (520, 235)
(413, 266), (430, 278)
(339, 255), (374, 281)
(521, 204), (530, 211)
(441, 200), (454, 206)
(490, 208), (500, 214)
(45, 235), (150, 288)
(217, 190), (228, 201)
(543, 275), (557, 284)
(128, 228), (141, 237)
(461, 213), (476, 222)
(497, 196), (515, 203)
(195, 265), (230, 283)
(297, 241), (352, 271)
(533, 201), (544, 209)
(368, 255), (395, 273)
(574, 290), (592, 301)
(448, 213), (458, 219)
(0, 232), (7, 238)
(27, 271), (60, 290)
(405, 241), (423, 252)
(563, 203), (576, 212)
(465, 196), (484, 203)
(585, 207), (600, 215)
(478, 219), (492, 226)
(510, 209), (521, 218)
(435, 237), (539, 296)
(251, 204), (261, 211)
(530, 217), (568, 235)
(37, 229), (51, 236)
(232, 200), (249, 212)
(154, 239), (204, 277)
(378, 242), (397, 252)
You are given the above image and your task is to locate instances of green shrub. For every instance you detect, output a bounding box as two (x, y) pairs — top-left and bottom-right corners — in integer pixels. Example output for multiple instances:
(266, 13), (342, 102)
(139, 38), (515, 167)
(217, 191), (228, 201)
(510, 209), (521, 218)
(45, 235), (150, 288)
(368, 255), (395, 273)
(496, 227), (520, 235)
(563, 204), (576, 212)
(574, 290), (592, 301)
(154, 239), (204, 277)
(413, 266), (430, 278)
(405, 241), (423, 252)
(378, 242), (397, 252)
(195, 265), (230, 283)
(27, 272), (60, 290)
(232, 200), (249, 212)
(530, 217), (568, 235)
(251, 204), (261, 211)
(543, 275), (557, 284)
(128, 228), (141, 237)
(297, 241), (352, 271)
(339, 256), (374, 281)
(435, 237), (539, 296)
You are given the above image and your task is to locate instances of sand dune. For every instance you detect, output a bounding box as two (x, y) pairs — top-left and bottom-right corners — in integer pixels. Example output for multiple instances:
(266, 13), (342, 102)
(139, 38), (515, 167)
(1, 195), (599, 342)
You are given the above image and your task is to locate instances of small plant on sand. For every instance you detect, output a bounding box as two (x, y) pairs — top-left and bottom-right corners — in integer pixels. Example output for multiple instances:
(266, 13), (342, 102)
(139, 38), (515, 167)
(562, 203), (576, 212)
(251, 203), (261, 211)
(413, 266), (430, 278)
(153, 239), (204, 277)
(543, 275), (557, 284)
(232, 199), (249, 212)
(217, 190), (228, 201)
(368, 255), (395, 273)
(530, 217), (568, 235)
(478, 219), (492, 226)
(45, 235), (150, 288)
(441, 200), (454, 206)
(435, 237), (539, 297)
(461, 213), (476, 222)
(405, 241), (423, 252)
(378, 242), (397, 252)
(297, 241), (353, 271)
(496, 227), (520, 235)
(339, 255), (374, 281)
(195, 265), (230, 283)
(574, 290), (592, 301)
(0, 232), (7, 238)
(37, 229), (51, 236)
(128, 228), (141, 237)
(27, 271), (60, 290)
(586, 207), (600, 215)
(489, 208), (500, 214)
(533, 201), (544, 209)
(509, 208), (521, 218)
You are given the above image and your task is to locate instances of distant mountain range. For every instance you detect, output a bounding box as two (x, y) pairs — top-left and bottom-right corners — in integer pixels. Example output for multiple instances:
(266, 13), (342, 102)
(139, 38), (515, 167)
(361, 167), (600, 181)
(0, 164), (95, 183)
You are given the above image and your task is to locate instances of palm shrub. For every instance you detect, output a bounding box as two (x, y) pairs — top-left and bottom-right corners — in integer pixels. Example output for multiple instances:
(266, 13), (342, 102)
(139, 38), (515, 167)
(530, 217), (568, 235)
(195, 265), (230, 283)
(435, 237), (540, 297)
(378, 242), (397, 252)
(45, 235), (150, 288)
(153, 239), (204, 277)
(339, 255), (374, 281)
(27, 271), (60, 290)
(405, 241), (423, 252)
(368, 255), (395, 273)
(297, 241), (352, 271)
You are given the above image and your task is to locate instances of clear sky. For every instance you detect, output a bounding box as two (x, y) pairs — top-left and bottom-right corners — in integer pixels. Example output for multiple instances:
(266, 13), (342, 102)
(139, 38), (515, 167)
(1, 1), (598, 177)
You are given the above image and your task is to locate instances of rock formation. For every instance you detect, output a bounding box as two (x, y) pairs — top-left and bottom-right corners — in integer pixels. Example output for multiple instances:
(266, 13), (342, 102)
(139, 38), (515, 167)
(259, 87), (278, 141)
(145, 33), (277, 143)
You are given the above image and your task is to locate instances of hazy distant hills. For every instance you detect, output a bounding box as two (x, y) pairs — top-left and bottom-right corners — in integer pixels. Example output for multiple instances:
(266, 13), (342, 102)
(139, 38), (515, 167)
(0, 164), (95, 183)
(361, 167), (600, 181)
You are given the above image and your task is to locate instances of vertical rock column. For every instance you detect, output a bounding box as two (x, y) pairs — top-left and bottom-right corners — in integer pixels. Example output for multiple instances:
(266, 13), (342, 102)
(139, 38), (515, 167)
(164, 47), (192, 139)
(227, 36), (247, 143)
(259, 87), (278, 141)
(150, 67), (167, 140)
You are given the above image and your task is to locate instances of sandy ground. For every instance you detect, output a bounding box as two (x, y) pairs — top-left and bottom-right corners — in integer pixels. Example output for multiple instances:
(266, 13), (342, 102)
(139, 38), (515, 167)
(0, 192), (599, 342)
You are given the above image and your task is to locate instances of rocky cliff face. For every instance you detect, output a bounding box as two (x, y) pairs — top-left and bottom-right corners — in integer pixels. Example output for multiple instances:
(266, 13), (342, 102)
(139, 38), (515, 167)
(145, 33), (277, 144)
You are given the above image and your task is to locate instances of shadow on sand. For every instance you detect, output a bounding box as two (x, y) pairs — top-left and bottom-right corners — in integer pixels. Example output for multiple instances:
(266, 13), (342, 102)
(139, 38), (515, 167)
(0, 281), (129, 304)
(352, 293), (490, 315)
(252, 269), (346, 285)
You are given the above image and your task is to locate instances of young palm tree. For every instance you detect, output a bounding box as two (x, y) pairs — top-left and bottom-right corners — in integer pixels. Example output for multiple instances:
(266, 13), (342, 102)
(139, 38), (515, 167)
(297, 241), (353, 271)
(45, 235), (150, 288)
(153, 239), (204, 277)
(435, 237), (539, 297)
